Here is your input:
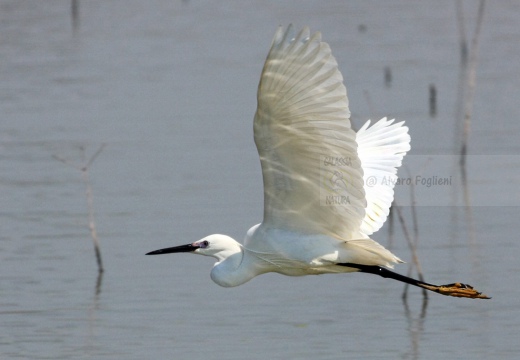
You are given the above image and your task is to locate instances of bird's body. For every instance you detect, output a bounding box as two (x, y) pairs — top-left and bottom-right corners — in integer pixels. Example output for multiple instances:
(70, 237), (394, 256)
(208, 223), (402, 288)
(147, 25), (489, 299)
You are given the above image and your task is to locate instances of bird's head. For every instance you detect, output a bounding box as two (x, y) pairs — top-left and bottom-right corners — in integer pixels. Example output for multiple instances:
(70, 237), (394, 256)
(146, 234), (242, 262)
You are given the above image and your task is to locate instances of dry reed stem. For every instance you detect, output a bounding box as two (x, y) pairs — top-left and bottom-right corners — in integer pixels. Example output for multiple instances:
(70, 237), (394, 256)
(53, 144), (106, 274)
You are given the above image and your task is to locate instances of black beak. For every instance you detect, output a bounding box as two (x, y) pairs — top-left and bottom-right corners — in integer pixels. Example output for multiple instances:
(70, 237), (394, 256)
(146, 243), (199, 255)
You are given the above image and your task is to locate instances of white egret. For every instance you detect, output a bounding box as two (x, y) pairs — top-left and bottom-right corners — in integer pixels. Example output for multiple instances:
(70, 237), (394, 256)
(148, 25), (489, 299)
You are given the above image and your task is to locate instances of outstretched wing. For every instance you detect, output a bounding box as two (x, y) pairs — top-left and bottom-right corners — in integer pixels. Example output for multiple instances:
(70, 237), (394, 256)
(356, 118), (411, 236)
(254, 25), (366, 240)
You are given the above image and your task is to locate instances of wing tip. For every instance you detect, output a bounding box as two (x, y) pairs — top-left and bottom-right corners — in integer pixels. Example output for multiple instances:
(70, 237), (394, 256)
(271, 24), (325, 50)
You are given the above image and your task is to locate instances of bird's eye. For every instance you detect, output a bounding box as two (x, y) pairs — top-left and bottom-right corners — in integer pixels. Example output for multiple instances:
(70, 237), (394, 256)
(200, 240), (209, 248)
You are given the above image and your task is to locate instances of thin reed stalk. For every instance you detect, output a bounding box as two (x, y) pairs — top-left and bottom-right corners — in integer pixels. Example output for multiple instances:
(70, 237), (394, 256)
(53, 144), (106, 274)
(459, 0), (486, 168)
(393, 200), (428, 300)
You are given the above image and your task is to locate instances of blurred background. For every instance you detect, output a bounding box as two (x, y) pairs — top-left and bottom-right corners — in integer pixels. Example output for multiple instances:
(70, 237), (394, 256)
(1, 1), (518, 359)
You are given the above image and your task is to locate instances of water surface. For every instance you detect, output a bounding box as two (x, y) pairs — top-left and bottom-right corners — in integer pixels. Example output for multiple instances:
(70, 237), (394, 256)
(1, 1), (519, 359)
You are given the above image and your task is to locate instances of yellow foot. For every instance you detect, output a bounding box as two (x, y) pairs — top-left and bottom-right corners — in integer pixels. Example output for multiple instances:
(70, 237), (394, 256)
(422, 282), (491, 299)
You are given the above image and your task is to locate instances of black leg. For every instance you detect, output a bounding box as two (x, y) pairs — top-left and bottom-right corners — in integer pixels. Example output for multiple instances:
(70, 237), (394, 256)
(339, 263), (437, 288)
(338, 263), (490, 299)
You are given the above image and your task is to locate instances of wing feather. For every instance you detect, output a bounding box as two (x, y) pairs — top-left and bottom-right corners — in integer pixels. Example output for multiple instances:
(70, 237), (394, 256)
(356, 118), (411, 236)
(254, 25), (366, 240)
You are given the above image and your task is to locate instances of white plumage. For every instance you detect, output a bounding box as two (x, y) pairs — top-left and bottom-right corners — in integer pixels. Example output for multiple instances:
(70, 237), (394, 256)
(147, 25), (489, 300)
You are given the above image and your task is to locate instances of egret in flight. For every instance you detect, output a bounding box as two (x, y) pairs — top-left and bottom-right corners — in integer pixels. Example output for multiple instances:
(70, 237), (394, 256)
(147, 26), (488, 299)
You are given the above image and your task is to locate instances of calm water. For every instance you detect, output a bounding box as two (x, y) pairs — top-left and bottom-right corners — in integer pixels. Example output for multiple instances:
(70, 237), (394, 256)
(1, 1), (519, 359)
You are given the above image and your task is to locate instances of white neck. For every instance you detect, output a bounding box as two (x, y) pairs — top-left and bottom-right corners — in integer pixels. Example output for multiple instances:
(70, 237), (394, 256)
(210, 247), (258, 287)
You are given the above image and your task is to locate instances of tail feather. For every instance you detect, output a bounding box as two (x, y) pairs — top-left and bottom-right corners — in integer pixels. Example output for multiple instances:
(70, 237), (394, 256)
(342, 238), (403, 268)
